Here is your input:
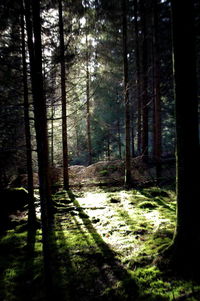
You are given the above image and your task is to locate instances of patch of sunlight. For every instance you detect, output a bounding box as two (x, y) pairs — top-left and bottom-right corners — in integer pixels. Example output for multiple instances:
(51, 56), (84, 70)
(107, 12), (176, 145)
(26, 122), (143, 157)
(134, 191), (149, 199)
(119, 190), (127, 200)
(77, 191), (107, 207)
(142, 210), (167, 232)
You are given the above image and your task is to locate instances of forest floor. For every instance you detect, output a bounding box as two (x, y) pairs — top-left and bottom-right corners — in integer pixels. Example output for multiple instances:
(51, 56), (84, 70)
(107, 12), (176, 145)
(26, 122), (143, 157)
(1, 185), (200, 301)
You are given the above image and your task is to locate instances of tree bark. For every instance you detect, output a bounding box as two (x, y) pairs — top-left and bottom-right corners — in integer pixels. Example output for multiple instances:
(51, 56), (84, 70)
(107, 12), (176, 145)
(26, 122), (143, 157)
(58, 0), (69, 189)
(25, 0), (53, 294)
(50, 102), (54, 167)
(107, 130), (111, 161)
(134, 0), (142, 155)
(167, 0), (200, 276)
(86, 33), (92, 165)
(131, 114), (135, 158)
(122, 0), (133, 187)
(152, 0), (162, 178)
(21, 3), (36, 227)
(117, 119), (122, 159)
(140, 0), (149, 158)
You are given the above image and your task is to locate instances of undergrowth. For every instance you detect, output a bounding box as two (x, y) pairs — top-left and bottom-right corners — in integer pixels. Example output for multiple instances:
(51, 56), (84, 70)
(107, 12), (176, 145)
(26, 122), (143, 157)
(0, 186), (200, 300)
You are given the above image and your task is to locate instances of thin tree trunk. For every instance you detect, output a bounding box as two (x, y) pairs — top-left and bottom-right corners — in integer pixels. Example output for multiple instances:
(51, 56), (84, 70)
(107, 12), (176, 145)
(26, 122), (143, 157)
(134, 0), (142, 155)
(122, 0), (132, 187)
(117, 119), (122, 159)
(107, 130), (111, 161)
(85, 0), (92, 166)
(75, 123), (79, 157)
(131, 116), (135, 157)
(51, 102), (54, 167)
(21, 4), (36, 227)
(152, 0), (161, 178)
(86, 34), (92, 165)
(140, 0), (149, 158)
(58, 0), (69, 190)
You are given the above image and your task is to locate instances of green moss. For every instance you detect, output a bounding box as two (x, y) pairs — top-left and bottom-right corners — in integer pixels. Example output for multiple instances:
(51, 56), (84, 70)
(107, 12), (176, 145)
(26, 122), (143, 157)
(154, 197), (176, 212)
(137, 201), (158, 209)
(132, 266), (171, 299)
(99, 169), (109, 176)
(1, 186), (199, 301)
(107, 192), (121, 203)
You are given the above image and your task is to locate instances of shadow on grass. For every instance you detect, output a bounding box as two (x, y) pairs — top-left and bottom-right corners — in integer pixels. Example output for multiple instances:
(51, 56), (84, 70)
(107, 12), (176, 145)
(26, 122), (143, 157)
(61, 189), (139, 301)
(0, 222), (44, 301)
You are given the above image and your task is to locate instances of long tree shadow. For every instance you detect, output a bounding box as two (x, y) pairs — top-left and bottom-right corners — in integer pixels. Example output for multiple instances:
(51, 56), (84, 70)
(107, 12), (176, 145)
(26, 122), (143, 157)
(51, 201), (102, 301)
(49, 221), (76, 300)
(0, 220), (43, 301)
(65, 190), (138, 301)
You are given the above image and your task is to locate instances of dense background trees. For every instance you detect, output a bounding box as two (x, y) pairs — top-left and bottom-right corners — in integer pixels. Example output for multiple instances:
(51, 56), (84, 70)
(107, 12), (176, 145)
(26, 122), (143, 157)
(0, 0), (184, 186)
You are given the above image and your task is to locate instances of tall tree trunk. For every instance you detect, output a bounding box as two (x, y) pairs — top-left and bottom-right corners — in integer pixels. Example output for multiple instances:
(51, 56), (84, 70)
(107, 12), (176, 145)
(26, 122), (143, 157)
(122, 0), (132, 187)
(117, 119), (122, 159)
(107, 130), (111, 161)
(24, 0), (53, 295)
(21, 4), (36, 227)
(166, 0), (200, 275)
(51, 101), (54, 167)
(134, 0), (142, 155)
(58, 0), (69, 190)
(131, 113), (135, 157)
(140, 0), (149, 158)
(86, 34), (92, 165)
(152, 0), (161, 178)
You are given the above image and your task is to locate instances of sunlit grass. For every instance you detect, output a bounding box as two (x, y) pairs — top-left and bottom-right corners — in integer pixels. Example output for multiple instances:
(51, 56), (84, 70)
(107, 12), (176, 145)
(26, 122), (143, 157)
(0, 186), (200, 300)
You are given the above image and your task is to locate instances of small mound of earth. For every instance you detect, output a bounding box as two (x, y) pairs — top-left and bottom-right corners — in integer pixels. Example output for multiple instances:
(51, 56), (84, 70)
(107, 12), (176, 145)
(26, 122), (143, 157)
(10, 157), (175, 188)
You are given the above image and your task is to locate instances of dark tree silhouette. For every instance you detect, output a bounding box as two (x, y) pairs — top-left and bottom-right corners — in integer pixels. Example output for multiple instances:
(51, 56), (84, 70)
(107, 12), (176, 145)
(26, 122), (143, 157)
(152, 0), (162, 178)
(20, 2), (36, 227)
(140, 0), (149, 158)
(165, 0), (200, 276)
(24, 0), (53, 294)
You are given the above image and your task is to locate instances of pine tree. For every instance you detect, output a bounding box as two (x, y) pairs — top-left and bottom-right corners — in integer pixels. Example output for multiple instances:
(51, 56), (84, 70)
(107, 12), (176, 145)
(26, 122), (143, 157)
(163, 0), (200, 276)
(58, 0), (69, 190)
(20, 1), (36, 227)
(122, 0), (132, 187)
(24, 0), (53, 294)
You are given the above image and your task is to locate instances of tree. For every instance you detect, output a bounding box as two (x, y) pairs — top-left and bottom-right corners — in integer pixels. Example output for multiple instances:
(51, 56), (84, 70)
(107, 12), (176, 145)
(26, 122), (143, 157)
(152, 0), (161, 178)
(24, 0), (53, 293)
(133, 0), (142, 156)
(20, 1), (36, 227)
(140, 0), (149, 158)
(163, 0), (200, 276)
(85, 3), (93, 165)
(58, 0), (69, 189)
(122, 0), (132, 187)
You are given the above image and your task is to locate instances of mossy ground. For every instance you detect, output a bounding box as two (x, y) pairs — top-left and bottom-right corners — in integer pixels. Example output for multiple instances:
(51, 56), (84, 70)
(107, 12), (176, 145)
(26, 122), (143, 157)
(0, 186), (199, 300)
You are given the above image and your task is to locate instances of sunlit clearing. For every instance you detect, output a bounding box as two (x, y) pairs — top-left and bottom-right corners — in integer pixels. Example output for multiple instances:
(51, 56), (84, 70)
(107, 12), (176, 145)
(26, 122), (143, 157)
(77, 191), (107, 206)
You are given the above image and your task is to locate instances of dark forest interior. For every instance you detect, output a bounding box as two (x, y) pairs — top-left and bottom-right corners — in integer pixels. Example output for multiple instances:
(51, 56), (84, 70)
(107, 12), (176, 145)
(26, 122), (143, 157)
(0, 0), (199, 300)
